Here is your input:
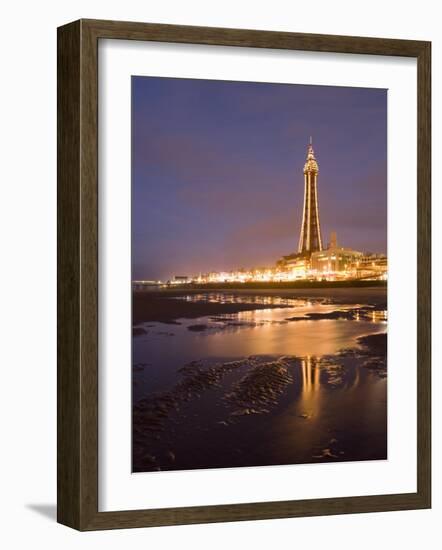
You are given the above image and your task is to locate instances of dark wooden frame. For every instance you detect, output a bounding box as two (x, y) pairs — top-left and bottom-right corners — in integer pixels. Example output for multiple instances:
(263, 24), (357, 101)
(57, 18), (431, 531)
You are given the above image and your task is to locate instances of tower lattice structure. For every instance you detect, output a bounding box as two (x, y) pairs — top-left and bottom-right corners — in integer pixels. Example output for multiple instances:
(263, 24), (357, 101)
(298, 138), (323, 254)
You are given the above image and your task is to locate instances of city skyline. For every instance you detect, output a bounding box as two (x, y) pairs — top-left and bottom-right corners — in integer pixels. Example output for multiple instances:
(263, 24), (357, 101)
(132, 77), (387, 281)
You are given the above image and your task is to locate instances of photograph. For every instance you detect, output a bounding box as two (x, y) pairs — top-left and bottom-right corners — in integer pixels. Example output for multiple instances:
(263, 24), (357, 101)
(131, 76), (388, 473)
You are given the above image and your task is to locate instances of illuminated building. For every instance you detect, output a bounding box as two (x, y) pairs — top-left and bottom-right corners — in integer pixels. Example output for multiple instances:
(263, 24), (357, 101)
(354, 254), (388, 280)
(279, 257), (311, 280)
(310, 232), (363, 278)
(298, 138), (323, 254)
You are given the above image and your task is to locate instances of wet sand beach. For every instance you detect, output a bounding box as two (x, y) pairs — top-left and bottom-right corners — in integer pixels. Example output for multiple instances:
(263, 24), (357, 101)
(132, 286), (387, 473)
(133, 286), (387, 323)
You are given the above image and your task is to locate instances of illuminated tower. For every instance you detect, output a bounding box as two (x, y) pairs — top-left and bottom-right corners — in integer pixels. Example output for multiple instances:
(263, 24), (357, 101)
(298, 138), (323, 254)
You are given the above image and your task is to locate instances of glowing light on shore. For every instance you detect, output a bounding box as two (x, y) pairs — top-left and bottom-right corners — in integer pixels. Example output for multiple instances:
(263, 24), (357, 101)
(171, 261), (387, 285)
(133, 254), (388, 288)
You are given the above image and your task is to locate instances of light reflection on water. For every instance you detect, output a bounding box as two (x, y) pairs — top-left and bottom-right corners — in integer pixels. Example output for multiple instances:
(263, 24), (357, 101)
(296, 356), (362, 419)
(173, 293), (310, 307)
(172, 293), (387, 321)
(133, 295), (386, 396)
(133, 291), (387, 469)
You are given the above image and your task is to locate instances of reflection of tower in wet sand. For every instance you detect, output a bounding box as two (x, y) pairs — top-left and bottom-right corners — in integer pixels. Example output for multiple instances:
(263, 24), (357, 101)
(301, 356), (362, 403)
(300, 356), (321, 415)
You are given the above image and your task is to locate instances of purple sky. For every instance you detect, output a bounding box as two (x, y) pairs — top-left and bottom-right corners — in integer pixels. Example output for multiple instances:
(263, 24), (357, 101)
(132, 76), (387, 281)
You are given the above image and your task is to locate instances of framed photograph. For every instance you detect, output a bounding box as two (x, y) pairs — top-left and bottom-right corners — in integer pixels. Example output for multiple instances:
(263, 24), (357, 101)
(57, 19), (431, 530)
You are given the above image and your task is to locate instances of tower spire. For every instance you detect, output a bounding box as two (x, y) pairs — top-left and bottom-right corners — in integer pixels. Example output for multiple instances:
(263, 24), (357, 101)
(306, 137), (316, 161)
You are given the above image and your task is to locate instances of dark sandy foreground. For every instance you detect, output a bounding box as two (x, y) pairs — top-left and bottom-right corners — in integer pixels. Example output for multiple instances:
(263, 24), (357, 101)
(132, 287), (387, 473)
(132, 332), (387, 472)
(133, 291), (286, 325)
(133, 286), (387, 325)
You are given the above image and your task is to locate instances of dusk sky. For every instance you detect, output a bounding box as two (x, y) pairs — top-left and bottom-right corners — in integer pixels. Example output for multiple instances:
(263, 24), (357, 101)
(132, 77), (387, 281)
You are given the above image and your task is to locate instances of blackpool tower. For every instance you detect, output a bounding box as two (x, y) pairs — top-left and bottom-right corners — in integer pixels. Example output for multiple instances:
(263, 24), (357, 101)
(298, 138), (323, 254)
